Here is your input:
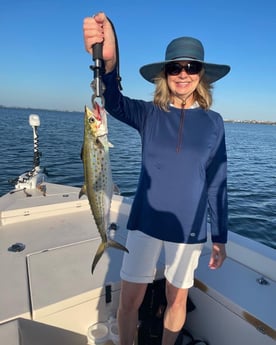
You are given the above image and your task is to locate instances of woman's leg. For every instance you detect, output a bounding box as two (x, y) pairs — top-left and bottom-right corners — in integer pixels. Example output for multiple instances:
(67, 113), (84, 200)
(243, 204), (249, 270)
(117, 280), (148, 345)
(162, 242), (203, 345)
(118, 231), (162, 344)
(162, 281), (188, 345)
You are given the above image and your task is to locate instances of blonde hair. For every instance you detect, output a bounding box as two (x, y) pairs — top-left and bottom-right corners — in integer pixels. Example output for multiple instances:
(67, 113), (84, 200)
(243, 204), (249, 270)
(153, 69), (213, 111)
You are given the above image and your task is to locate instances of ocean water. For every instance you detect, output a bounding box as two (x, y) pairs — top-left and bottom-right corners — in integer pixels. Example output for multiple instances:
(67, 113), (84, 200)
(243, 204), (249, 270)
(0, 107), (275, 249)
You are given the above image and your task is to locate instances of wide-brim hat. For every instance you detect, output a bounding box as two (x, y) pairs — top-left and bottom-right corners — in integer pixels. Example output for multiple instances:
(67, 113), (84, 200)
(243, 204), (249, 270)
(140, 37), (230, 84)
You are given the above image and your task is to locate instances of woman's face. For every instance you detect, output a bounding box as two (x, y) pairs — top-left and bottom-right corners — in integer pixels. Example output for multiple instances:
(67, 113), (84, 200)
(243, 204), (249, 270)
(166, 61), (202, 107)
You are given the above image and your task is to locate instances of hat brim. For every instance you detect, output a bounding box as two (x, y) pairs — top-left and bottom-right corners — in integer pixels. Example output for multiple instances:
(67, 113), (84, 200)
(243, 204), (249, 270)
(140, 58), (230, 84)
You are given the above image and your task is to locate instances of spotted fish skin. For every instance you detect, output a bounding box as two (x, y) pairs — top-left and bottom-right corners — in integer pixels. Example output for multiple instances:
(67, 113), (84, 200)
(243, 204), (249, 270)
(80, 104), (128, 274)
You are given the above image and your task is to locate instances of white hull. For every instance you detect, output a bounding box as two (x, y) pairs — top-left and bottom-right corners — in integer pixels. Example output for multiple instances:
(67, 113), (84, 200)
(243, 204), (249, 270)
(0, 182), (275, 344)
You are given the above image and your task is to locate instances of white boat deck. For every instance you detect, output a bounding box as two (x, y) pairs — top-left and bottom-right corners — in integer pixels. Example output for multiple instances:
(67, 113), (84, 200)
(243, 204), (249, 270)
(0, 183), (132, 327)
(0, 182), (275, 345)
(189, 248), (276, 343)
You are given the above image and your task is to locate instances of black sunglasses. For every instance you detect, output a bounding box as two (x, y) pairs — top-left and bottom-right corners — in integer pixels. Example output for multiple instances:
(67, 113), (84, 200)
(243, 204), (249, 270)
(165, 61), (203, 76)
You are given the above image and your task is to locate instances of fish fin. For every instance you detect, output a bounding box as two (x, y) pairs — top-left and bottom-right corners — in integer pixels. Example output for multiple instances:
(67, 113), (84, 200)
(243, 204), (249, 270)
(108, 141), (114, 148)
(95, 137), (105, 149)
(113, 184), (120, 195)
(80, 144), (84, 161)
(79, 185), (87, 199)
(107, 239), (129, 253)
(91, 241), (107, 274)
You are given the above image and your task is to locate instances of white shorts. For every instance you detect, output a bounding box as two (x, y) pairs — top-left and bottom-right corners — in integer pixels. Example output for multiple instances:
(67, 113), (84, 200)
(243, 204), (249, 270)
(120, 230), (203, 289)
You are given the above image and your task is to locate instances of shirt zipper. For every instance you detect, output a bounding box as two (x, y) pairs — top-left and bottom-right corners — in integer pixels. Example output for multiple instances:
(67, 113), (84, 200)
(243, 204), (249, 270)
(176, 101), (185, 152)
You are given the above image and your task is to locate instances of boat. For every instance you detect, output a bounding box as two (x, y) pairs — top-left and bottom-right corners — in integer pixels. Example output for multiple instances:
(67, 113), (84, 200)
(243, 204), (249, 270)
(0, 114), (275, 345)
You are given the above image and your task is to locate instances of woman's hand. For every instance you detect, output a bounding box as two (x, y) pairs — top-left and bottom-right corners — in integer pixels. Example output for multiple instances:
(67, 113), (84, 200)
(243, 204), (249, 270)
(83, 12), (117, 73)
(208, 243), (226, 269)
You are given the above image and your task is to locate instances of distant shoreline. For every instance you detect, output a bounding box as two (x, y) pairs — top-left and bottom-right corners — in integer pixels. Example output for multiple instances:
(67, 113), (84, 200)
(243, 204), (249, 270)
(0, 105), (82, 115)
(0, 105), (275, 125)
(224, 119), (276, 125)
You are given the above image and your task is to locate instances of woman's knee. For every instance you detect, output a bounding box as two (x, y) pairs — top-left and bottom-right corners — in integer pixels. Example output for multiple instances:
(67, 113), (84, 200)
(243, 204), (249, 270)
(119, 280), (148, 311)
(165, 281), (188, 308)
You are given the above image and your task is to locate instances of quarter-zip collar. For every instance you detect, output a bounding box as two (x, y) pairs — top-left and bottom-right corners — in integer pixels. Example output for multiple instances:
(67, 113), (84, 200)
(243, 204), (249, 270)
(173, 101), (199, 152)
(176, 101), (186, 152)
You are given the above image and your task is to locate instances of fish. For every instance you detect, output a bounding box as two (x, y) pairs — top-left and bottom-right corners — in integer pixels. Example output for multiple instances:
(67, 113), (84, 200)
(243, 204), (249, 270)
(79, 104), (128, 274)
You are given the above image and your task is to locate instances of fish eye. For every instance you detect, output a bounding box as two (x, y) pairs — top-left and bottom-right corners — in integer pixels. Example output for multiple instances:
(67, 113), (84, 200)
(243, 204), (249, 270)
(88, 116), (95, 123)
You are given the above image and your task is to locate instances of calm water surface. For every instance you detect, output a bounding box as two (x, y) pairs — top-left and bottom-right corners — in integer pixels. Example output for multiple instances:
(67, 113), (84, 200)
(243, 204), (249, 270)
(0, 107), (275, 249)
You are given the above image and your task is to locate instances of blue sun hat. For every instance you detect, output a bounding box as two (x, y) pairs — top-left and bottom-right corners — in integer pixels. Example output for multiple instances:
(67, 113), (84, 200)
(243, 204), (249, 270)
(140, 36), (230, 83)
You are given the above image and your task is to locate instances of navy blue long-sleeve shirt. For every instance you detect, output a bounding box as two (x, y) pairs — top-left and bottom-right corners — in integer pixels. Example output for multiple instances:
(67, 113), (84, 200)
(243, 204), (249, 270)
(103, 70), (228, 244)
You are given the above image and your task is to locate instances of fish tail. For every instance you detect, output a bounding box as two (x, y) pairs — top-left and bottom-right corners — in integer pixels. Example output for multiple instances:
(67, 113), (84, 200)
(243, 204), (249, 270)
(79, 184), (87, 199)
(91, 239), (129, 274)
(91, 241), (107, 274)
(107, 239), (129, 253)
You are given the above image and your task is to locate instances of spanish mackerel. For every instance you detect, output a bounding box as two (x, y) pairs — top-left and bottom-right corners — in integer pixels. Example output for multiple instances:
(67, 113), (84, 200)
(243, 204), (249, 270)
(79, 104), (128, 274)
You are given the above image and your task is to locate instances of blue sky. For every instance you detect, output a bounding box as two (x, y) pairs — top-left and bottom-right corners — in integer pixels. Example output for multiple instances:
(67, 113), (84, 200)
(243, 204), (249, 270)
(0, 0), (275, 121)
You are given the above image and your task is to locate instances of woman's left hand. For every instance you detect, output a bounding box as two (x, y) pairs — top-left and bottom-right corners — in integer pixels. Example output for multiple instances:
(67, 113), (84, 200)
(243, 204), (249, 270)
(208, 243), (226, 269)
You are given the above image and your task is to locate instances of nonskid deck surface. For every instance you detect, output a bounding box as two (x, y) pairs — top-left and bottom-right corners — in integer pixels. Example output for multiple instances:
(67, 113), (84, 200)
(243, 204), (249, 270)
(0, 183), (132, 325)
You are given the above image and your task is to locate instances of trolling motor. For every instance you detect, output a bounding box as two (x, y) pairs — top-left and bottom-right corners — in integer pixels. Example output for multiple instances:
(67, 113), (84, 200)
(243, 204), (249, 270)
(13, 114), (46, 191)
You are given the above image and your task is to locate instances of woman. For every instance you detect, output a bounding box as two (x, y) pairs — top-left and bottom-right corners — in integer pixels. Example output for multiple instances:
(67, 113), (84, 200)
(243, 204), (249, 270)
(83, 12), (230, 345)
